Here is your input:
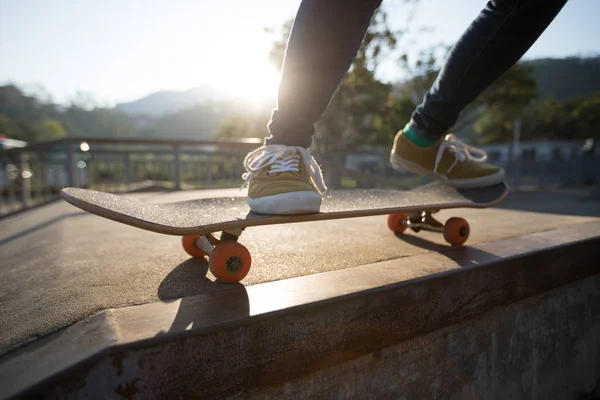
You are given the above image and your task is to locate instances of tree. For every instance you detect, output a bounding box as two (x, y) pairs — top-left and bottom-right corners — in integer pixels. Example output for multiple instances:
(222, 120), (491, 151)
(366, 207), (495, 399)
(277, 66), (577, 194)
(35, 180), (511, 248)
(471, 63), (538, 144)
(571, 92), (600, 139)
(518, 92), (600, 142)
(61, 107), (137, 138)
(0, 115), (9, 134)
(31, 119), (67, 142)
(68, 91), (97, 111)
(216, 106), (271, 140)
(0, 85), (38, 122)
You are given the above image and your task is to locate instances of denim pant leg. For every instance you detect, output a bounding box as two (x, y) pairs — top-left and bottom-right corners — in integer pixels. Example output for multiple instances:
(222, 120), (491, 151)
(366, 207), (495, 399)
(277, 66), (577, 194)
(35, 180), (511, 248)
(410, 0), (569, 140)
(265, 0), (383, 148)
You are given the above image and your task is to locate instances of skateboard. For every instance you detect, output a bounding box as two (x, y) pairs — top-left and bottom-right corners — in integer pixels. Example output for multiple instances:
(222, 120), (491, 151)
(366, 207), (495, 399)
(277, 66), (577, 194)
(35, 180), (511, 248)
(60, 181), (509, 283)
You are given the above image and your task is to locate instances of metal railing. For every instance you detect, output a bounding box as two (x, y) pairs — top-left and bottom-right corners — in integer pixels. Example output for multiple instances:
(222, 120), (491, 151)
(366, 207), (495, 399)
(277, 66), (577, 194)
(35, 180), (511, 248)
(2, 137), (599, 217)
(0, 137), (263, 216)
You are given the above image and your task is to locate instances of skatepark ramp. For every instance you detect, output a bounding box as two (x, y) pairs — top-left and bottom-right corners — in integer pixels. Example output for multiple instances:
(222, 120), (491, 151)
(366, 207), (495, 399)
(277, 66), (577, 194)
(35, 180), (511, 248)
(1, 220), (599, 399)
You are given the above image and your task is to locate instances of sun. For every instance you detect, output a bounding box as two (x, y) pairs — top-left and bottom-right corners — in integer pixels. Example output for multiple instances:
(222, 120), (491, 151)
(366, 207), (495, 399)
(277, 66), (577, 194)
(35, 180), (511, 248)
(211, 58), (281, 106)
(168, 29), (283, 107)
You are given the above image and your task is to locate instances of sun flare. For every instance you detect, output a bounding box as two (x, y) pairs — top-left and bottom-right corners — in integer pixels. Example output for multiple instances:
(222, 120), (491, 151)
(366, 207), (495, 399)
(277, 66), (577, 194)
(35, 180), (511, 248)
(164, 30), (283, 107)
(211, 59), (281, 106)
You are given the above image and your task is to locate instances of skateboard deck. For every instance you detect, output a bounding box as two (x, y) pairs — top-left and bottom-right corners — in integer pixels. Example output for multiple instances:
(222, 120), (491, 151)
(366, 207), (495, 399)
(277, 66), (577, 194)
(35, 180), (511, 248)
(60, 181), (508, 236)
(60, 181), (508, 283)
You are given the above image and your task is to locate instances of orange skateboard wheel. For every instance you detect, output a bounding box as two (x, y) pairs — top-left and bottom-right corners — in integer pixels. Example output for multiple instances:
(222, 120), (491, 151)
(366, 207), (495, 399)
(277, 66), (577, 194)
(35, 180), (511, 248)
(443, 217), (470, 246)
(209, 241), (251, 283)
(387, 212), (408, 234)
(182, 235), (206, 258)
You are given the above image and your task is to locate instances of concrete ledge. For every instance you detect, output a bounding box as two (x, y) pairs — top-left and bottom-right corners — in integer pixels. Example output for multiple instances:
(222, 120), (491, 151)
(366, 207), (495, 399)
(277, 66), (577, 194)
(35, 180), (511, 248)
(1, 221), (599, 399)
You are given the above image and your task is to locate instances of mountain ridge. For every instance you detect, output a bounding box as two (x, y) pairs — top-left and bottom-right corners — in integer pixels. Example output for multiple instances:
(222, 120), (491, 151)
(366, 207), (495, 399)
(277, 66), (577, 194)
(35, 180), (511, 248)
(114, 85), (229, 116)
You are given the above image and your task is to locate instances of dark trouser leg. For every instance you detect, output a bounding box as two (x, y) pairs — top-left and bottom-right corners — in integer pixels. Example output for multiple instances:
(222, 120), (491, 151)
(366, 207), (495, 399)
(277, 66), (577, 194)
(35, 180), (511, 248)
(409, 0), (569, 140)
(265, 0), (383, 148)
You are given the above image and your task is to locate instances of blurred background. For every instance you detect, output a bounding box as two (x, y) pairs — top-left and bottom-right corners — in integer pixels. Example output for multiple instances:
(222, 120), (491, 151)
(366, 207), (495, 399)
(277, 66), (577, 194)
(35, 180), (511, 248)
(1, 0), (599, 216)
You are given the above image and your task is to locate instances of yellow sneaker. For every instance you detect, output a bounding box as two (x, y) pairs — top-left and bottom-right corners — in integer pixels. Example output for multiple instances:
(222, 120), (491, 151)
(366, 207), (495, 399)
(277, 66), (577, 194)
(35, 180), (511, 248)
(241, 145), (327, 215)
(390, 131), (505, 188)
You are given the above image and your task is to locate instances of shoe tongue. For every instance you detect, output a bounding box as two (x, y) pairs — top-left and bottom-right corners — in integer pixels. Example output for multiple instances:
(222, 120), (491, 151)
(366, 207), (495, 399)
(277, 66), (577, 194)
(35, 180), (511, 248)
(269, 152), (301, 173)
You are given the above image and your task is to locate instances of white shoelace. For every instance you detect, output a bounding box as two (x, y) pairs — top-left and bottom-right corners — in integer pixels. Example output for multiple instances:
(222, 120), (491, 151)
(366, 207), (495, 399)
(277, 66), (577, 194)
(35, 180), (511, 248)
(434, 134), (488, 174)
(241, 145), (327, 194)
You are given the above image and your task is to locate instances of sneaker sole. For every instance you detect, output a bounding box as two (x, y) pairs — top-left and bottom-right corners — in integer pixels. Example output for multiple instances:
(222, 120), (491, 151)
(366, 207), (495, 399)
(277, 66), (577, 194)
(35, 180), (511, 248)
(390, 153), (505, 189)
(248, 191), (322, 215)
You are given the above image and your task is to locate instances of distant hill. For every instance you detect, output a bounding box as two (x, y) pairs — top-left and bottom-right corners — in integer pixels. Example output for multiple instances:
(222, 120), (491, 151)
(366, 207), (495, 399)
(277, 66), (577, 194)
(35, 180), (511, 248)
(138, 103), (236, 140)
(114, 86), (228, 116)
(524, 56), (600, 100)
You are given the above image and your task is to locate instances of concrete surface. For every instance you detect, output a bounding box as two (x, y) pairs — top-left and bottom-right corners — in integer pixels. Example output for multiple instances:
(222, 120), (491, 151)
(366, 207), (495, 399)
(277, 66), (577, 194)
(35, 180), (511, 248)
(1, 188), (599, 359)
(2, 220), (598, 399)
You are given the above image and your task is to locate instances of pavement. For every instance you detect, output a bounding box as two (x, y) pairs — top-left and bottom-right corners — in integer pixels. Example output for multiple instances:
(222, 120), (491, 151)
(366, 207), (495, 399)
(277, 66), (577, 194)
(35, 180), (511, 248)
(1, 187), (599, 358)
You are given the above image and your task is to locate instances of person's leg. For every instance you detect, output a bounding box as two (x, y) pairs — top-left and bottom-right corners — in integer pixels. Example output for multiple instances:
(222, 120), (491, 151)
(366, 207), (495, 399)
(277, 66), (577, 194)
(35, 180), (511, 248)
(242, 0), (383, 214)
(409, 0), (569, 141)
(265, 0), (383, 148)
(392, 0), (568, 188)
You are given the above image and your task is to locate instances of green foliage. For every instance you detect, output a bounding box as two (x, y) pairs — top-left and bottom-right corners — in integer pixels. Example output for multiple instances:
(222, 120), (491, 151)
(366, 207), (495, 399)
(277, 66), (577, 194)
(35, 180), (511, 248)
(0, 85), (138, 142)
(31, 119), (67, 142)
(0, 84), (267, 144)
(370, 93), (416, 145)
(472, 63), (539, 143)
(0, 85), (38, 121)
(0, 115), (9, 133)
(0, 113), (25, 139)
(571, 92), (600, 137)
(519, 92), (600, 141)
(136, 104), (224, 139)
(215, 105), (271, 140)
(62, 107), (137, 138)
(475, 63), (538, 113)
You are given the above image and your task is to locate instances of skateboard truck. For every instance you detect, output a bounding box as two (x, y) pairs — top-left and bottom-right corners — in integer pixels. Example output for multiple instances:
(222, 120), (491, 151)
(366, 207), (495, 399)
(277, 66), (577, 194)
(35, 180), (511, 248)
(406, 211), (444, 233)
(387, 210), (470, 246)
(182, 228), (251, 283)
(194, 228), (245, 255)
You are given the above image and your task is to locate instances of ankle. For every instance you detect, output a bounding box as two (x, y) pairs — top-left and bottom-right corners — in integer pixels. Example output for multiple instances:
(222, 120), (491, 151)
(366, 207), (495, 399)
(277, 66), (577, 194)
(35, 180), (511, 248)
(403, 123), (437, 147)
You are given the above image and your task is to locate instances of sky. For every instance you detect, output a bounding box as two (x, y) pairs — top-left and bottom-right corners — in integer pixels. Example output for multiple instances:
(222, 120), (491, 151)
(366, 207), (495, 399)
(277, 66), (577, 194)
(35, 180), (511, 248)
(1, 0), (598, 107)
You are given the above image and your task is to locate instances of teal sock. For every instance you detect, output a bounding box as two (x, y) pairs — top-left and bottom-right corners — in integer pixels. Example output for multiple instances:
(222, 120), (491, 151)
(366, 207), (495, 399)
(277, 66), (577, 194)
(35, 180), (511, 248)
(403, 124), (436, 147)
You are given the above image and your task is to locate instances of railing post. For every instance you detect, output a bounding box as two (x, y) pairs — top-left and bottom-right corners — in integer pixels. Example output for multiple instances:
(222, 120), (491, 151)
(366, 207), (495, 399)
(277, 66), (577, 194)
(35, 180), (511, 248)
(124, 153), (132, 187)
(174, 144), (181, 190)
(509, 118), (520, 190)
(66, 143), (75, 187)
(207, 154), (213, 188)
(19, 152), (31, 209)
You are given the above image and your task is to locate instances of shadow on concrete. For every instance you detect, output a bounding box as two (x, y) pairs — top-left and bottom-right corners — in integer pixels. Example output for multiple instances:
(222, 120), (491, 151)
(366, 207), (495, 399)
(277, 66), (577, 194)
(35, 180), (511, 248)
(0, 211), (88, 247)
(157, 258), (212, 300)
(395, 232), (499, 268)
(394, 232), (446, 253)
(0, 196), (61, 220)
(157, 258), (250, 334)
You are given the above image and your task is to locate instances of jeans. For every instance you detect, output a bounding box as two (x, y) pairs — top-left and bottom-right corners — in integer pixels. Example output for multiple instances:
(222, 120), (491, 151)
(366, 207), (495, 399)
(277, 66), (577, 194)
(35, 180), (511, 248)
(265, 0), (568, 148)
